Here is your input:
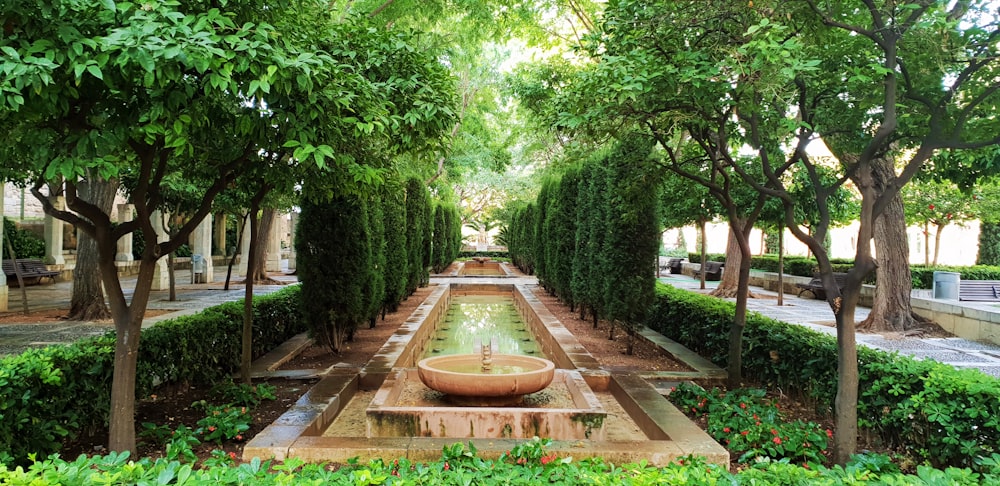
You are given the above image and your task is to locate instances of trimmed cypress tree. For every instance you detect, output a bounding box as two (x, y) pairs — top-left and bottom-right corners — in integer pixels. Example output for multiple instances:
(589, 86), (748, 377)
(585, 160), (610, 327)
(381, 180), (408, 314)
(549, 168), (580, 307)
(432, 203), (448, 273)
(571, 162), (596, 319)
(420, 190), (434, 285)
(296, 193), (371, 353)
(404, 177), (428, 294)
(601, 134), (660, 349)
(365, 192), (386, 328)
(534, 179), (554, 290)
(978, 221), (1000, 265)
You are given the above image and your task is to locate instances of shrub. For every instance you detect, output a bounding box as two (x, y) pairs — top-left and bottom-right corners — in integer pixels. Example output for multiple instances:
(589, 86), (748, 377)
(0, 286), (304, 463)
(646, 282), (1000, 468)
(2, 218), (45, 259)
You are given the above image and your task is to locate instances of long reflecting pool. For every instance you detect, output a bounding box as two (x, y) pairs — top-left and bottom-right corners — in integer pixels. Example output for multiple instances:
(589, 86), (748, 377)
(422, 295), (544, 358)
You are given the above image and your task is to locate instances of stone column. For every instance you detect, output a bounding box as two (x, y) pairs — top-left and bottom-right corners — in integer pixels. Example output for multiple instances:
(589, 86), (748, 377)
(0, 184), (7, 311)
(266, 212), (282, 272)
(43, 196), (65, 265)
(213, 213), (227, 256)
(150, 210), (170, 290)
(190, 214), (214, 283)
(115, 204), (134, 263)
(287, 212), (297, 271)
(237, 216), (251, 277)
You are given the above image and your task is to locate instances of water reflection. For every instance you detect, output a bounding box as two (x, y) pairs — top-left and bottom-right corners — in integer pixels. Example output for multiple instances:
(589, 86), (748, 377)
(421, 295), (544, 358)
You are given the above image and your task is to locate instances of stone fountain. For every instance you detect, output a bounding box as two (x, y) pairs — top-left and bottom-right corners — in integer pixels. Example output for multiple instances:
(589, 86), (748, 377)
(416, 340), (556, 406)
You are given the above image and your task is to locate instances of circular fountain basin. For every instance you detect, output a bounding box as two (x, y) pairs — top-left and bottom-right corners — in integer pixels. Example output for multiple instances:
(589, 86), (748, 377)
(417, 354), (555, 405)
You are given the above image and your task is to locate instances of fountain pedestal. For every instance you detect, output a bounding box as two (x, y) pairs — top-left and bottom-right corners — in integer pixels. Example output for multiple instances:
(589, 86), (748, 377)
(366, 368), (606, 439)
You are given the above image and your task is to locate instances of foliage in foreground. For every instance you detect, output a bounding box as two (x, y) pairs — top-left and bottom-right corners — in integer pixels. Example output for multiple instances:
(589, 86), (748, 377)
(2, 439), (999, 485)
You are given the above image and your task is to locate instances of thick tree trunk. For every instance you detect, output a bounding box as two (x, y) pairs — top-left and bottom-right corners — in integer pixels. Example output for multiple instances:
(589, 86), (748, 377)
(711, 220), (757, 299)
(68, 177), (117, 320)
(249, 208), (275, 283)
(859, 158), (918, 332)
(833, 287), (860, 464)
(107, 257), (155, 454)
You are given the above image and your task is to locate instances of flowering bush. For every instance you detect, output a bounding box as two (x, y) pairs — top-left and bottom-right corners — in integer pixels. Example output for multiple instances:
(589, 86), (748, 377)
(669, 383), (829, 465)
(194, 403), (251, 444)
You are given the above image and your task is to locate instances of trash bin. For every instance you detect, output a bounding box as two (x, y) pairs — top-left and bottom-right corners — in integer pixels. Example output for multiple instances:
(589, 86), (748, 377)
(932, 271), (960, 300)
(191, 254), (205, 284)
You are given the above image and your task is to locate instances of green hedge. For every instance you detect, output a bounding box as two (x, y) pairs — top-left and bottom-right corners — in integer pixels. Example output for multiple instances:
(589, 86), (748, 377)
(646, 283), (1000, 468)
(704, 253), (1000, 289)
(0, 286), (304, 463)
(458, 251), (509, 259)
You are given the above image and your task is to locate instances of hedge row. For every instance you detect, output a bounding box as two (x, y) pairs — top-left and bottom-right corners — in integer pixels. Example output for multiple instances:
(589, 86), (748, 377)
(646, 282), (1000, 468)
(683, 253), (1000, 289)
(0, 286), (304, 463)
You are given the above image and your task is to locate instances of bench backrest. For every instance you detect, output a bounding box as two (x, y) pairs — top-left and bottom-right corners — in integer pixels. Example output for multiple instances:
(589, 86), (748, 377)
(959, 281), (1000, 301)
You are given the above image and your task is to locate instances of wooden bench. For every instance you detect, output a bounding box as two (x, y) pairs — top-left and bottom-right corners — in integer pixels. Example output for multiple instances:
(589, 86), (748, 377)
(667, 258), (684, 275)
(959, 280), (1000, 301)
(694, 261), (724, 281)
(2, 259), (60, 286)
(795, 272), (847, 300)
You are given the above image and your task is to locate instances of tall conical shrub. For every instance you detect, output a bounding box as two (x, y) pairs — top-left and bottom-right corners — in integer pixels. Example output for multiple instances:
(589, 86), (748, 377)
(978, 221), (1000, 265)
(296, 193), (371, 352)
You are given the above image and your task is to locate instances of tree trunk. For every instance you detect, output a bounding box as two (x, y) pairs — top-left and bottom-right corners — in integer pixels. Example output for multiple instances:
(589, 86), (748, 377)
(107, 256), (156, 454)
(68, 177), (117, 320)
(858, 157), (918, 332)
(777, 223), (784, 307)
(698, 219), (707, 290)
(711, 220), (756, 299)
(241, 206), (262, 384)
(224, 212), (248, 291)
(924, 221), (930, 266)
(249, 208), (275, 283)
(833, 286), (860, 464)
(933, 224), (943, 266)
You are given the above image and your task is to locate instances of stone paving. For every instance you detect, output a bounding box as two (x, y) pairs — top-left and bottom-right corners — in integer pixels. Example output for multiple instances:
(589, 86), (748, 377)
(659, 273), (1000, 377)
(0, 264), (298, 356)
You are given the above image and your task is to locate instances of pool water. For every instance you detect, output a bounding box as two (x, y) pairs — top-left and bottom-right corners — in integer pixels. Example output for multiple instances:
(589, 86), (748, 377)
(421, 295), (545, 358)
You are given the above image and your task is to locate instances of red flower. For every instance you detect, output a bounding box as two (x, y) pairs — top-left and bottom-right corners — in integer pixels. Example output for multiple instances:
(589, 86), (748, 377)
(929, 204), (935, 210)
(228, 451), (237, 460)
(723, 427), (731, 433)
(208, 426), (216, 432)
(741, 430), (749, 436)
(826, 429), (833, 438)
(444, 462), (450, 471)
(740, 403), (747, 409)
(771, 429), (778, 435)
(773, 437), (782, 445)
(235, 435), (243, 441)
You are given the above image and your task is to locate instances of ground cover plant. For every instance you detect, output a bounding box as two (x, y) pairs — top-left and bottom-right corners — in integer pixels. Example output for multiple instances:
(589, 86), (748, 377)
(4, 438), (999, 485)
(669, 383), (830, 467)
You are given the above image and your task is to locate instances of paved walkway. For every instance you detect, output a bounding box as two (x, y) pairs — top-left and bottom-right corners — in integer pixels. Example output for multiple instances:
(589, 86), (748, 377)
(658, 273), (1000, 377)
(4, 263), (1000, 379)
(0, 264), (298, 356)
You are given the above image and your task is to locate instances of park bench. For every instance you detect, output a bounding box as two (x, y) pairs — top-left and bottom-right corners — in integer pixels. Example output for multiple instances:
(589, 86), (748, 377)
(667, 258), (684, 274)
(694, 261), (724, 281)
(795, 272), (848, 300)
(2, 259), (60, 286)
(958, 280), (1000, 301)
